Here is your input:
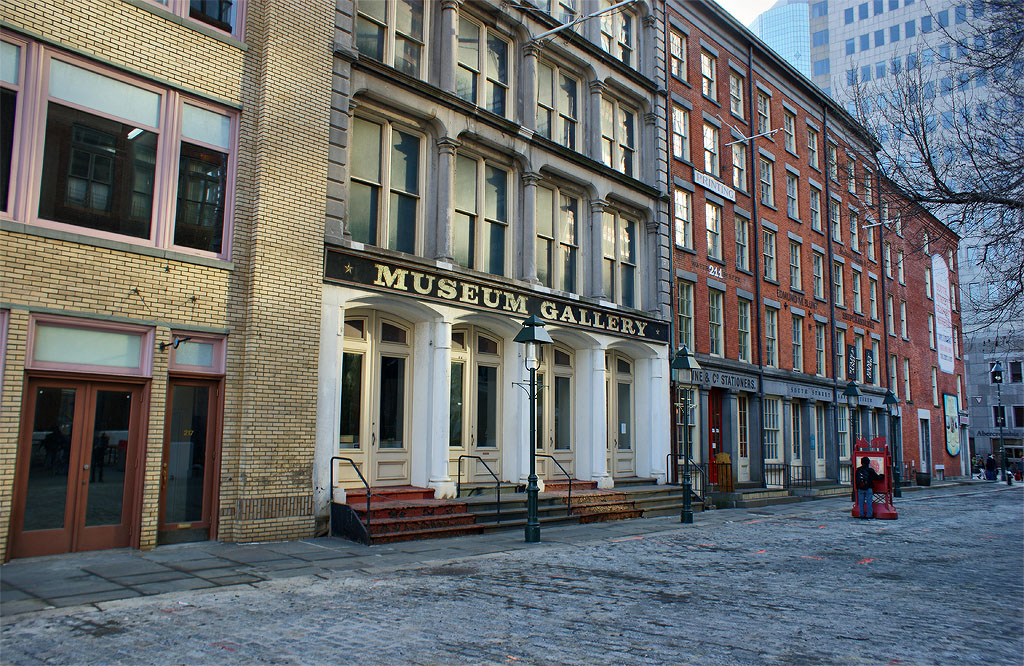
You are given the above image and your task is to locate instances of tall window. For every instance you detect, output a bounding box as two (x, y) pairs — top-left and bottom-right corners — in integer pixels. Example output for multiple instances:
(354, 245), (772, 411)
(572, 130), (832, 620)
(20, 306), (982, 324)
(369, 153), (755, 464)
(764, 398), (780, 460)
(786, 173), (799, 218)
(783, 110), (797, 153)
(735, 217), (749, 270)
(903, 358), (911, 401)
(601, 97), (637, 177)
(706, 202), (722, 260)
(890, 354), (899, 398)
(702, 123), (719, 176)
(815, 324), (826, 376)
(846, 157), (857, 194)
(738, 396), (749, 458)
(455, 152), (508, 276)
(729, 72), (744, 116)
(700, 51), (717, 99)
(789, 241), (802, 290)
(602, 211), (637, 307)
(536, 185), (578, 293)
(792, 315), (804, 371)
(357, 0), (425, 78)
(932, 367), (939, 406)
(833, 261), (845, 306)
(849, 209), (859, 251)
(884, 242), (893, 277)
(759, 157), (774, 206)
(807, 127), (819, 169)
(813, 252), (824, 299)
(852, 270), (862, 312)
(351, 116), (422, 254)
(900, 299), (908, 337)
(886, 295), (895, 334)
(457, 17), (509, 116)
(756, 92), (771, 135)
(829, 200), (841, 241)
(928, 314), (935, 349)
(871, 340), (880, 386)
(537, 62), (578, 150)
(837, 404), (849, 458)
(709, 290), (724, 356)
(678, 280), (694, 348)
(864, 169), (873, 205)
(738, 299), (751, 362)
(765, 307), (778, 367)
(600, 0), (634, 67)
(732, 143), (746, 189)
(792, 404), (802, 457)
(855, 334), (864, 381)
(671, 106), (690, 161)
(674, 188), (692, 249)
(810, 187), (822, 231)
(669, 30), (687, 80)
(869, 277), (878, 318)
(925, 266), (933, 298)
(836, 330), (846, 380)
(763, 229), (777, 280)
(827, 143), (838, 181)
(866, 224), (876, 261)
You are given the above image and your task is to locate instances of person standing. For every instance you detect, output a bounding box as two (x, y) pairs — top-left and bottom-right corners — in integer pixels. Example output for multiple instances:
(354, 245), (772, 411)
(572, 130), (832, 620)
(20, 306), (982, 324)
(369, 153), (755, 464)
(985, 454), (997, 481)
(855, 457), (884, 519)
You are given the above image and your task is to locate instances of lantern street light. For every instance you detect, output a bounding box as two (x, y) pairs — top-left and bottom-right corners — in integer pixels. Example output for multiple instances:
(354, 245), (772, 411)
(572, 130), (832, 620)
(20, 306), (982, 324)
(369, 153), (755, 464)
(844, 380), (862, 451)
(514, 315), (553, 542)
(992, 361), (1010, 485)
(883, 389), (900, 497)
(671, 345), (701, 524)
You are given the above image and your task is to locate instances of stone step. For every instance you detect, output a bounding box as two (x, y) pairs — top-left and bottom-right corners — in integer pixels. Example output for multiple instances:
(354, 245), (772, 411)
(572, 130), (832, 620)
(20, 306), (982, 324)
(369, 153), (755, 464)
(370, 523), (486, 544)
(548, 490), (628, 505)
(543, 479), (598, 492)
(353, 499), (468, 520)
(345, 486), (436, 504)
(578, 508), (644, 524)
(610, 476), (659, 488)
(363, 511), (478, 535)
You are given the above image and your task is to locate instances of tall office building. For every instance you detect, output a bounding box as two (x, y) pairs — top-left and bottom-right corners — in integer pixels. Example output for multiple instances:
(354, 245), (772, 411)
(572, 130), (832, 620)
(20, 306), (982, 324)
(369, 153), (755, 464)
(748, 0), (813, 78)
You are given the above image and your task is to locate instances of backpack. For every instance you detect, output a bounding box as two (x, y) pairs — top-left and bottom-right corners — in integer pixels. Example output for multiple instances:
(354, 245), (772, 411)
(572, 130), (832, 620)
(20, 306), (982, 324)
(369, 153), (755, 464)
(855, 466), (874, 490)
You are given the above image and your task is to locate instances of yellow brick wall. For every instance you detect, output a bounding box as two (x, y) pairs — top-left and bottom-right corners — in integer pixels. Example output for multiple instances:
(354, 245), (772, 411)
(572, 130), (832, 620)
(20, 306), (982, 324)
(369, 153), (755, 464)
(0, 0), (333, 558)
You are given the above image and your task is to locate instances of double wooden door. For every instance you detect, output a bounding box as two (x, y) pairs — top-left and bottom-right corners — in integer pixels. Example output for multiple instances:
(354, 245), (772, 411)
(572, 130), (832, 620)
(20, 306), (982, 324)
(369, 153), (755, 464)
(10, 378), (143, 559)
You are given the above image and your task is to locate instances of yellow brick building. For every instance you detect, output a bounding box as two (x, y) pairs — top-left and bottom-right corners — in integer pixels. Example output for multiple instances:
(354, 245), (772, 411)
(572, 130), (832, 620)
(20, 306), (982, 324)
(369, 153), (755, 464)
(0, 0), (333, 559)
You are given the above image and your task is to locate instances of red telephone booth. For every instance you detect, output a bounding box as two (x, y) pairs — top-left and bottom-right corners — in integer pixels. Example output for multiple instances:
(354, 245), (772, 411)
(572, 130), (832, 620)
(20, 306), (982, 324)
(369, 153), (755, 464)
(851, 436), (898, 520)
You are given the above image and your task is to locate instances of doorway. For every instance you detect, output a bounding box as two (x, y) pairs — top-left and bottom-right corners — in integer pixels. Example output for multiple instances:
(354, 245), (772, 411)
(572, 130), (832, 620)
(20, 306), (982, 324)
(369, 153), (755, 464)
(814, 403), (827, 478)
(606, 352), (635, 478)
(536, 344), (574, 480)
(919, 418), (932, 475)
(159, 379), (220, 544)
(708, 389), (722, 482)
(10, 378), (143, 558)
(449, 327), (503, 484)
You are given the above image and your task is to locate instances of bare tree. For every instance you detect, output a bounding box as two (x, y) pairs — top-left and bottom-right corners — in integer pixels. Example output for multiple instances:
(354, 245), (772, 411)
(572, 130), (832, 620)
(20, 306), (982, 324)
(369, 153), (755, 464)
(848, 0), (1024, 330)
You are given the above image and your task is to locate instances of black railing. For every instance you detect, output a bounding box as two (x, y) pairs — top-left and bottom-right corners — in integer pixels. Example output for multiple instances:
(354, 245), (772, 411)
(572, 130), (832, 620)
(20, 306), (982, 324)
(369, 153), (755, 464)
(839, 461), (854, 485)
(330, 456), (372, 545)
(455, 455), (502, 523)
(536, 454), (573, 516)
(665, 453), (708, 502)
(788, 464), (812, 489)
(764, 463), (787, 488)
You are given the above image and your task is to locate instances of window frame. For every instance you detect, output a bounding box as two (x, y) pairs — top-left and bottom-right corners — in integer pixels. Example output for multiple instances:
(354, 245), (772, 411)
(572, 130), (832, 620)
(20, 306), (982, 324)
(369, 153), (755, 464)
(601, 209), (639, 308)
(729, 72), (744, 117)
(813, 252), (825, 299)
(759, 157), (774, 207)
(356, 0), (427, 78)
(702, 122), (719, 177)
(738, 298), (751, 363)
(454, 149), (512, 277)
(789, 240), (802, 290)
(677, 279), (694, 349)
(732, 142), (746, 190)
(601, 96), (638, 178)
(144, 0), (247, 39)
(786, 172), (799, 219)
(765, 307), (779, 368)
(536, 60), (580, 150)
(671, 105), (690, 162)
(809, 187), (822, 231)
(669, 30), (687, 81)
(700, 51), (717, 100)
(706, 201), (722, 260)
(26, 313), (154, 377)
(792, 315), (803, 372)
(763, 228), (777, 281)
(599, 0), (636, 68)
(756, 92), (771, 135)
(535, 182), (580, 294)
(673, 188), (693, 249)
(735, 216), (749, 271)
(783, 110), (797, 153)
(456, 14), (511, 117)
(708, 289), (724, 357)
(807, 127), (819, 169)
(833, 260), (845, 307)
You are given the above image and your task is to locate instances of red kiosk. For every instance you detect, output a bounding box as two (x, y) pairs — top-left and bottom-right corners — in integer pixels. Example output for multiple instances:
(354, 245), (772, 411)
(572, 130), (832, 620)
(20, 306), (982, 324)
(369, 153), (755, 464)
(851, 436), (898, 519)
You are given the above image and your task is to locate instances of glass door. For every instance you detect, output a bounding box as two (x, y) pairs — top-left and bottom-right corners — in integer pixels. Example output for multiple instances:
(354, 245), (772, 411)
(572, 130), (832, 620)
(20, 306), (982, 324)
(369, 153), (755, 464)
(537, 346), (574, 480)
(708, 390), (722, 482)
(11, 379), (142, 558)
(160, 380), (219, 544)
(606, 353), (635, 478)
(814, 403), (827, 478)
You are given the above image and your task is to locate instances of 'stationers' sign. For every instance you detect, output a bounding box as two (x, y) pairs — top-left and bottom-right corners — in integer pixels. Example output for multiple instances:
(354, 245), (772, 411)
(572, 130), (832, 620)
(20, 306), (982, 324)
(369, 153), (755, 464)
(325, 249), (669, 343)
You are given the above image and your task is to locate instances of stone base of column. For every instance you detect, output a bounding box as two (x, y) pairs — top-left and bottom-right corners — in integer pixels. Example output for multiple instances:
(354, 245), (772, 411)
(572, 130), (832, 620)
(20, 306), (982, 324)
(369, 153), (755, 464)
(427, 478), (457, 499)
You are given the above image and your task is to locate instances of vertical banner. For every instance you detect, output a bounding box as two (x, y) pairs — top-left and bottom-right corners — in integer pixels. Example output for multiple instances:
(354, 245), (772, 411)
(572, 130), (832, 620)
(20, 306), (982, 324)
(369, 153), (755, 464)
(847, 344), (858, 381)
(865, 348), (874, 384)
(932, 254), (955, 374)
(943, 393), (960, 455)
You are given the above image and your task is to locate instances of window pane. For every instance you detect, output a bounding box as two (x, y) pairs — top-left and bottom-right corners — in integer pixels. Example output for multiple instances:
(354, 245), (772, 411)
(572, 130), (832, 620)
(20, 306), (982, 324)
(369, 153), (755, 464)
(352, 118), (382, 183)
(165, 385), (209, 523)
(182, 104), (230, 150)
(394, 38), (422, 77)
(484, 220), (505, 275)
(1, 88), (15, 211)
(378, 356), (405, 448)
(554, 375), (571, 449)
(175, 340), (215, 367)
(391, 130), (419, 193)
(1, 42), (19, 84)
(560, 245), (576, 293)
(617, 382), (631, 449)
(449, 361), (464, 447)
(24, 387), (75, 531)
(85, 389), (132, 526)
(189, 0), (235, 32)
(39, 104), (155, 238)
(34, 324), (142, 368)
(453, 212), (475, 268)
(476, 365), (498, 447)
(396, 0), (423, 40)
(484, 165), (506, 222)
(348, 181), (379, 245)
(175, 142), (227, 253)
(455, 155), (477, 211)
(355, 16), (385, 60)
(49, 60), (160, 128)
(487, 34), (508, 83)
(536, 186), (553, 237)
(388, 192), (417, 253)
(537, 237), (552, 287)
(621, 265), (634, 308)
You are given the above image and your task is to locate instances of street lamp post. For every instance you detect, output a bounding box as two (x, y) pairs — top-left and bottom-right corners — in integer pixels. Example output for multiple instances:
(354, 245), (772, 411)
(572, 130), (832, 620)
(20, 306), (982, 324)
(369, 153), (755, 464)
(884, 389), (900, 497)
(844, 380), (862, 456)
(992, 361), (1010, 485)
(514, 315), (553, 543)
(671, 345), (701, 524)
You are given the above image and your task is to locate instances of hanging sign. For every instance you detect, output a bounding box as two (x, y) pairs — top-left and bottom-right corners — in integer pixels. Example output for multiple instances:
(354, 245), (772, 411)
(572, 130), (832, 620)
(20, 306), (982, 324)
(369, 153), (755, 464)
(932, 254), (955, 374)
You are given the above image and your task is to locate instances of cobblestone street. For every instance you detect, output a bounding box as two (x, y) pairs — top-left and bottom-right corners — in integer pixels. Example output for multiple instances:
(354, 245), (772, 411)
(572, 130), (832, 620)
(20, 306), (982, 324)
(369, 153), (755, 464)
(2, 484), (1021, 665)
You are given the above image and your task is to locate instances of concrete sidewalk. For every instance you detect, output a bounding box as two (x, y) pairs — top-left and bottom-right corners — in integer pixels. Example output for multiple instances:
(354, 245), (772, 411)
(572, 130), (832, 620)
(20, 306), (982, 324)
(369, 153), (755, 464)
(0, 479), (985, 618)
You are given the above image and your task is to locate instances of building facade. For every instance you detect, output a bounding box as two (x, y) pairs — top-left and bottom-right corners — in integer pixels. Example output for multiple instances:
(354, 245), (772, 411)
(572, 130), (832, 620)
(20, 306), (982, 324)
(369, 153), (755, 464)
(748, 0), (812, 79)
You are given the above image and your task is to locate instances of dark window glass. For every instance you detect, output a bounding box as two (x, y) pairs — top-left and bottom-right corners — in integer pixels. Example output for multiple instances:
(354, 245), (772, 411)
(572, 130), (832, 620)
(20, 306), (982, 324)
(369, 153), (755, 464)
(845, 7), (854, 23)
(39, 103), (155, 239)
(340, 352), (363, 448)
(190, 0), (235, 32)
(1, 88), (14, 212)
(175, 143), (226, 253)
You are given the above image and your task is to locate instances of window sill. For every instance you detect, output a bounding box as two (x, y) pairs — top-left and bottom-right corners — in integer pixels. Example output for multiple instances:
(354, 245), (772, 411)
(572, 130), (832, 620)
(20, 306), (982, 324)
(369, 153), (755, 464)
(674, 76), (692, 88)
(788, 213), (802, 224)
(0, 220), (234, 270)
(677, 246), (698, 256)
(707, 256), (726, 266)
(815, 295), (828, 303)
(811, 227), (825, 236)
(125, 0), (247, 48)
(785, 148), (799, 159)
(736, 267), (753, 276)
(674, 157), (695, 167)
(791, 287), (805, 295)
(730, 110), (746, 124)
(764, 278), (780, 286)
(760, 202), (778, 211)
(702, 94), (721, 107)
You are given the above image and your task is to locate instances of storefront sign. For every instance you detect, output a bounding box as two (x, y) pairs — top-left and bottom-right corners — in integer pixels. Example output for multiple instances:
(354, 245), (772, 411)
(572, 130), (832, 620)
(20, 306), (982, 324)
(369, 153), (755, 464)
(787, 384), (834, 401)
(691, 369), (757, 391)
(932, 254), (955, 374)
(975, 429), (1024, 438)
(325, 249), (669, 343)
(694, 171), (737, 202)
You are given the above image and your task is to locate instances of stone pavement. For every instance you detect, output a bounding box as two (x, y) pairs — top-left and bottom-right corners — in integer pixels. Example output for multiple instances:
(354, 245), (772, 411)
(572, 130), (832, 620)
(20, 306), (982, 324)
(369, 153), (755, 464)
(1, 482), (1021, 665)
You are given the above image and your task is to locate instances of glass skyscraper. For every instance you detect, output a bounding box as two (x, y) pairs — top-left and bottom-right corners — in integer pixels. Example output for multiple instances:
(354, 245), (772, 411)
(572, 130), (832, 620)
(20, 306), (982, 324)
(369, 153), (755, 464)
(748, 0), (812, 78)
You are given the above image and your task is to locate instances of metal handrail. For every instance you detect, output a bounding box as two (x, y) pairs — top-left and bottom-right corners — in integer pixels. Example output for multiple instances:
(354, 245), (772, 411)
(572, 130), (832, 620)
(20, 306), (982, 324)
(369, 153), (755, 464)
(665, 453), (708, 502)
(330, 456), (372, 545)
(535, 454), (573, 516)
(456, 455), (502, 523)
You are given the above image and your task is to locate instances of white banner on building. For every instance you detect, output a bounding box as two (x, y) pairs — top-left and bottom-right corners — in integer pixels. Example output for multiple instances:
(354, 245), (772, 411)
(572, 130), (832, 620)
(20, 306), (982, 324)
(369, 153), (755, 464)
(932, 253), (955, 374)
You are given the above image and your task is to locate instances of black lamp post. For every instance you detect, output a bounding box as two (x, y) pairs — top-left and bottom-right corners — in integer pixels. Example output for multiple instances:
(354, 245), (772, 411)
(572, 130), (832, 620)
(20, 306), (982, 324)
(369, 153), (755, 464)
(884, 389), (900, 497)
(844, 380), (862, 454)
(671, 345), (701, 524)
(514, 315), (552, 543)
(992, 361), (1010, 485)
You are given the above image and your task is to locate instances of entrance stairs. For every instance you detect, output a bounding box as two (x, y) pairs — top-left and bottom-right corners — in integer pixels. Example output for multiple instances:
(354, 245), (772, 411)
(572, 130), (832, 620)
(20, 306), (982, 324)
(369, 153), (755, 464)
(340, 486), (483, 544)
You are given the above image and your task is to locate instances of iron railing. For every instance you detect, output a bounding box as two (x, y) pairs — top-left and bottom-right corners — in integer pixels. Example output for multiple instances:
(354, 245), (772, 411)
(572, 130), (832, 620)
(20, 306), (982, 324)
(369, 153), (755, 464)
(665, 453), (710, 502)
(764, 463), (787, 488)
(535, 454), (573, 516)
(839, 461), (854, 485)
(330, 456), (372, 545)
(455, 455), (502, 523)
(787, 464), (812, 489)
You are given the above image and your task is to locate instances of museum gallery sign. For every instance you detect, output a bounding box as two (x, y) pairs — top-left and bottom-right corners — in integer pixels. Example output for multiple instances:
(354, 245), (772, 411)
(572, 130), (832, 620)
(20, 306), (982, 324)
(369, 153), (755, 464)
(325, 249), (669, 343)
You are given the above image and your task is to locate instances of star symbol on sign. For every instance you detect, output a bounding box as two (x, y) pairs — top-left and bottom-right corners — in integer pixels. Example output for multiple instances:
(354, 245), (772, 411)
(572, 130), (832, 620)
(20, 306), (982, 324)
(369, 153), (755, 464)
(344, 263), (353, 274)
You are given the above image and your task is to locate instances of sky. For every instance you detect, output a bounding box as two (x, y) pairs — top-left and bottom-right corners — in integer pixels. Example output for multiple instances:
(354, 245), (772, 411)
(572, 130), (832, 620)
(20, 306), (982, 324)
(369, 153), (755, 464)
(710, 0), (778, 27)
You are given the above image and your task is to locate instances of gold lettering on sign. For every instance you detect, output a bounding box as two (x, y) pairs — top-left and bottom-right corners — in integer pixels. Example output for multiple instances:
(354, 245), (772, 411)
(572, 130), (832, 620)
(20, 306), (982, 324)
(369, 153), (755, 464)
(621, 319), (635, 336)
(540, 301), (559, 319)
(607, 315), (620, 332)
(461, 284), (479, 304)
(578, 310), (593, 326)
(374, 265), (409, 291)
(559, 306), (577, 324)
(503, 293), (528, 314)
(411, 271), (434, 295)
(635, 321), (647, 337)
(438, 278), (458, 300)
(482, 287), (502, 308)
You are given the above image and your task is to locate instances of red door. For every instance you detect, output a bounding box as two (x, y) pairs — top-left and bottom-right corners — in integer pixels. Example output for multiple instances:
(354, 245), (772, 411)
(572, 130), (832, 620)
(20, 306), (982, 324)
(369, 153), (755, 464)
(708, 389), (723, 482)
(9, 379), (144, 559)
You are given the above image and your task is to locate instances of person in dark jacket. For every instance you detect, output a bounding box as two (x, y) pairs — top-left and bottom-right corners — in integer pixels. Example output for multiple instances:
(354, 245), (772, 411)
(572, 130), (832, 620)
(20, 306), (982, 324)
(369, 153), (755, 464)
(855, 457), (884, 519)
(985, 454), (997, 481)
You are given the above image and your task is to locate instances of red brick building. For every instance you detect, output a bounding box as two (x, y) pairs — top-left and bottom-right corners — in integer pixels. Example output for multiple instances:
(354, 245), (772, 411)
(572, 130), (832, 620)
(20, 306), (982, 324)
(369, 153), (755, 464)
(665, 0), (965, 492)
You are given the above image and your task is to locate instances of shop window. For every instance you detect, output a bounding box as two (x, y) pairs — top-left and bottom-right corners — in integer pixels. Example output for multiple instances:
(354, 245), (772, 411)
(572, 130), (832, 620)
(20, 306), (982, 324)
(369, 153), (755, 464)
(537, 62), (579, 150)
(27, 315), (153, 376)
(350, 115), (422, 254)
(356, 0), (425, 78)
(457, 15), (510, 117)
(602, 210), (638, 308)
(455, 151), (509, 276)
(536, 184), (579, 293)
(168, 332), (226, 374)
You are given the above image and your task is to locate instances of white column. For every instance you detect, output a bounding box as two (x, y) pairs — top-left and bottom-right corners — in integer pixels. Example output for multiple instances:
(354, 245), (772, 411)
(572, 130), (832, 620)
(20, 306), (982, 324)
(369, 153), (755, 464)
(436, 137), (460, 262)
(438, 0), (460, 94)
(521, 172), (541, 283)
(589, 199), (608, 299)
(504, 337), (533, 488)
(639, 347), (670, 483)
(522, 42), (539, 133)
(314, 287), (345, 510)
(576, 345), (611, 488)
(413, 319), (456, 497)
